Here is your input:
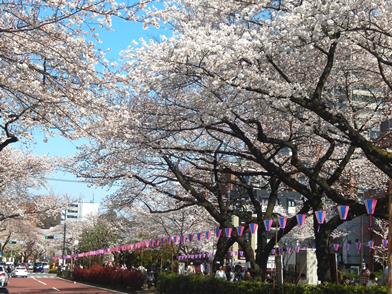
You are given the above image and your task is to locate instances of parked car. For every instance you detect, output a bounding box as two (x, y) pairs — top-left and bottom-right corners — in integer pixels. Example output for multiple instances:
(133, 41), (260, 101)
(42, 262), (49, 272)
(33, 262), (44, 273)
(0, 266), (9, 287)
(27, 264), (33, 271)
(13, 266), (28, 278)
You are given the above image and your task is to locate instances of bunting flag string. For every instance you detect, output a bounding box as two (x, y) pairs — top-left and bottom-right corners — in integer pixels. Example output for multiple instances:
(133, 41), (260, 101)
(55, 208), (388, 262)
(249, 223), (258, 234)
(237, 226), (244, 237)
(263, 219), (273, 232)
(225, 228), (233, 238)
(314, 210), (326, 233)
(278, 216), (287, 230)
(368, 240), (374, 251)
(296, 214), (306, 227)
(364, 198), (377, 228)
(345, 241), (351, 252)
(333, 243), (340, 252)
(356, 240), (362, 253)
(337, 205), (349, 220)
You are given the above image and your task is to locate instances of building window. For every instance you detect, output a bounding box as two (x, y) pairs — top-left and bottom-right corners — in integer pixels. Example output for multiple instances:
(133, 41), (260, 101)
(261, 198), (268, 206)
(381, 119), (392, 134)
(287, 199), (295, 207)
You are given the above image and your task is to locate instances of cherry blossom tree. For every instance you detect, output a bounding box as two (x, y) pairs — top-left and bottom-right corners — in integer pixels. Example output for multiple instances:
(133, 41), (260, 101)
(124, 0), (391, 176)
(2, 220), (47, 263)
(0, 148), (66, 222)
(0, 0), (152, 150)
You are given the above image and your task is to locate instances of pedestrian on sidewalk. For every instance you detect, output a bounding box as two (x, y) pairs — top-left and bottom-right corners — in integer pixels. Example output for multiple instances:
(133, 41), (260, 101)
(359, 263), (371, 286)
(186, 262), (196, 275)
(244, 271), (252, 281)
(215, 266), (227, 280)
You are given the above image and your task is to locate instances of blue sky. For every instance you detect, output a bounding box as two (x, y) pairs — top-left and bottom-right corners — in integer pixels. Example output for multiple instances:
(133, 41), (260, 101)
(26, 16), (167, 205)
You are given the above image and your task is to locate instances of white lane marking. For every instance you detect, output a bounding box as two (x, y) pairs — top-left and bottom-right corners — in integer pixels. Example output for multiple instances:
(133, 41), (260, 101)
(31, 276), (47, 285)
(52, 287), (60, 291)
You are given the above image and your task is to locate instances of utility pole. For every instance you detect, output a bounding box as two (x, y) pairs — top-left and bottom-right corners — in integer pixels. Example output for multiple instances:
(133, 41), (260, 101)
(62, 222), (67, 266)
(388, 179), (392, 294)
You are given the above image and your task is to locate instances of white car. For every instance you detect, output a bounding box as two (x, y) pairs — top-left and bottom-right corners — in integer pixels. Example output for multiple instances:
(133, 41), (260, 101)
(43, 262), (49, 272)
(13, 266), (28, 278)
(0, 266), (9, 287)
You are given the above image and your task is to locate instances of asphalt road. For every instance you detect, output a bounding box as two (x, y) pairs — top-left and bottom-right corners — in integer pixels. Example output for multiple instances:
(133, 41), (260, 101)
(0, 274), (124, 294)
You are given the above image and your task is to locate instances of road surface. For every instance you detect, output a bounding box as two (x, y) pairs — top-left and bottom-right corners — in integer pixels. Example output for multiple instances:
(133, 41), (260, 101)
(0, 274), (124, 294)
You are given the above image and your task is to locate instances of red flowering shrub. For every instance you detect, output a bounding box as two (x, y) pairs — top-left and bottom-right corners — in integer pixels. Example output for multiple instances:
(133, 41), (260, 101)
(73, 265), (145, 290)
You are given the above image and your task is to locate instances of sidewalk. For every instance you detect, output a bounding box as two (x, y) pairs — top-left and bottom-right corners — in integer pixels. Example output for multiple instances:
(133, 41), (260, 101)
(136, 289), (157, 294)
(136, 286), (158, 294)
(58, 275), (157, 294)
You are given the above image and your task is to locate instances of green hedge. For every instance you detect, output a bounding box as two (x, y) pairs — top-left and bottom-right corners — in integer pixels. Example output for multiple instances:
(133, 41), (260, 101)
(158, 273), (387, 294)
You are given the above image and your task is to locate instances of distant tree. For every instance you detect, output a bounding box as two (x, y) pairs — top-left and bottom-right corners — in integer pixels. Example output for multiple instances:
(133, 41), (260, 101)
(77, 219), (118, 253)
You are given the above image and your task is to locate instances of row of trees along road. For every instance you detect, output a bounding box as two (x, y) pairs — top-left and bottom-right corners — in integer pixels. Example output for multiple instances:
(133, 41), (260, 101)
(74, 0), (391, 283)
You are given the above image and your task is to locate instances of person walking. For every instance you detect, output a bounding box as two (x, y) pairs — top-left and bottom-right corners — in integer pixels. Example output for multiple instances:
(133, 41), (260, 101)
(244, 271), (252, 281)
(359, 263), (371, 286)
(215, 266), (227, 280)
(186, 262), (196, 275)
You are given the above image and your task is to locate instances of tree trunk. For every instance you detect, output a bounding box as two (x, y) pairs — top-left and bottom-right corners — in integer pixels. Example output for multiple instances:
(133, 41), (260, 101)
(314, 223), (332, 282)
(256, 249), (270, 280)
(255, 223), (268, 280)
(212, 237), (233, 272)
(237, 237), (260, 275)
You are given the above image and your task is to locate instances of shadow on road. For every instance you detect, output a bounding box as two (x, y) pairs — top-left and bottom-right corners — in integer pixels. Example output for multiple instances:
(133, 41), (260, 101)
(0, 288), (9, 294)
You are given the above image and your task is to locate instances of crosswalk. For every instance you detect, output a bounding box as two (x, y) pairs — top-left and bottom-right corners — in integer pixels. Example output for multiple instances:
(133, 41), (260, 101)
(26, 273), (57, 279)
